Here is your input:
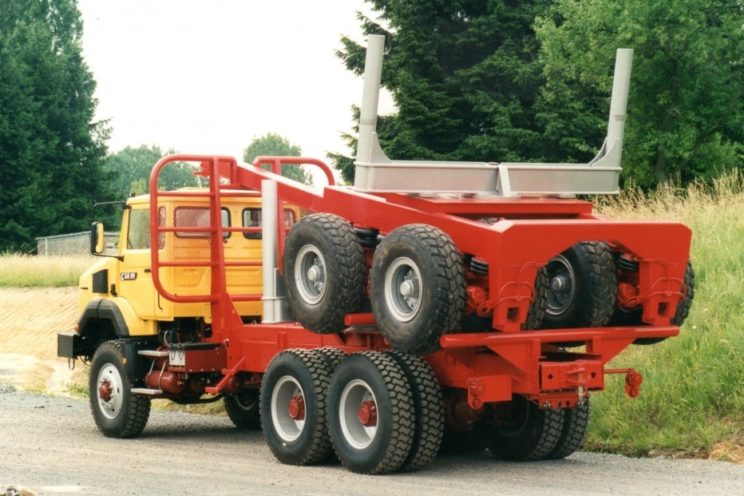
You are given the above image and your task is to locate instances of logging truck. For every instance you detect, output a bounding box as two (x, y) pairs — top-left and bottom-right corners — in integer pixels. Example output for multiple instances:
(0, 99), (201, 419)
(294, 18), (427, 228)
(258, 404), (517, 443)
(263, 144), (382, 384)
(58, 35), (693, 474)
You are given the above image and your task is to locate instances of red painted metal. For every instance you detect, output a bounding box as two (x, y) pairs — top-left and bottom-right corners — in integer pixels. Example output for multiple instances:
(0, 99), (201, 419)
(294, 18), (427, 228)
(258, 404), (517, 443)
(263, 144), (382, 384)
(607, 368), (644, 398)
(288, 396), (305, 420)
(98, 380), (112, 402)
(146, 154), (691, 415)
(466, 286), (487, 313)
(146, 370), (183, 394)
(167, 346), (227, 374)
(466, 376), (511, 409)
(358, 400), (377, 427)
(344, 313), (376, 327)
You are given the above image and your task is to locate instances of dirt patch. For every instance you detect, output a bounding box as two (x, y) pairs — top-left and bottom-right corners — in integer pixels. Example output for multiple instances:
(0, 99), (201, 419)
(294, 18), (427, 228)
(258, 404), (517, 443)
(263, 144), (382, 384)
(0, 287), (84, 393)
(709, 438), (744, 464)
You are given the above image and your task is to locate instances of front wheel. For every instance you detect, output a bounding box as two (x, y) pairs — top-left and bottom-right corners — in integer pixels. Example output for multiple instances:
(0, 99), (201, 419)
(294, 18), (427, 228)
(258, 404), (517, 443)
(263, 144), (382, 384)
(89, 341), (150, 438)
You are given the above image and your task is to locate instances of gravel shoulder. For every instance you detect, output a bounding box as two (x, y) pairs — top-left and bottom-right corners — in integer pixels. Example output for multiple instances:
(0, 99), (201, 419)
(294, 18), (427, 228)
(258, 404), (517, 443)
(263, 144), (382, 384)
(1, 389), (743, 496)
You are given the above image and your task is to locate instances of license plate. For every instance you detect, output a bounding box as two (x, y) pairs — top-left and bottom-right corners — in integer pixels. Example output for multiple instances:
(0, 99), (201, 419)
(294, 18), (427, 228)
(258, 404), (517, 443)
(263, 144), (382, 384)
(169, 349), (185, 367)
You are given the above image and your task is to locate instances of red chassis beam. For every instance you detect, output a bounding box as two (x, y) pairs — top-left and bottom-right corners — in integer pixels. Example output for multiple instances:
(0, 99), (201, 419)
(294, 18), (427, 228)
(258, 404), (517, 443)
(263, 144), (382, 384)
(225, 322), (678, 409)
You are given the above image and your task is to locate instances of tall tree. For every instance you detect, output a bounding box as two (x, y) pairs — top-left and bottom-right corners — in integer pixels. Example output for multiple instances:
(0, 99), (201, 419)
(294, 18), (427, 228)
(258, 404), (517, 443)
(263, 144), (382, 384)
(244, 133), (310, 184)
(104, 145), (200, 199)
(536, 0), (744, 187)
(332, 0), (553, 184)
(0, 0), (112, 251)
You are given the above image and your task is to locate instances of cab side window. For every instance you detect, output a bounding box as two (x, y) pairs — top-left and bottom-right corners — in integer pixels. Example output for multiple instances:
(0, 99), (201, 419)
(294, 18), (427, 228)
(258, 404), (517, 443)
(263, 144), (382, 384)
(174, 207), (230, 239)
(242, 208), (297, 240)
(127, 208), (151, 249)
(127, 207), (165, 249)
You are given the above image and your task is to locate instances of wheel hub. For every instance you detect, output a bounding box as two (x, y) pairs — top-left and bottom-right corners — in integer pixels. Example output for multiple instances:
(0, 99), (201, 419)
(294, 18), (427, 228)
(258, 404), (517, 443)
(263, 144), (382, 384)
(357, 400), (377, 427)
(545, 255), (576, 317)
(288, 395), (306, 420)
(98, 380), (113, 402)
(384, 257), (423, 322)
(96, 363), (124, 420)
(294, 245), (327, 305)
(271, 375), (306, 442)
(339, 379), (379, 449)
(551, 274), (569, 291)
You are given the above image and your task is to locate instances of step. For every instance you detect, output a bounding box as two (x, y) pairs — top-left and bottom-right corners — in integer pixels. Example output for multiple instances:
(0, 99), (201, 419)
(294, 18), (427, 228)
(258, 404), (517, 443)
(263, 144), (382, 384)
(138, 350), (169, 358)
(131, 388), (164, 396)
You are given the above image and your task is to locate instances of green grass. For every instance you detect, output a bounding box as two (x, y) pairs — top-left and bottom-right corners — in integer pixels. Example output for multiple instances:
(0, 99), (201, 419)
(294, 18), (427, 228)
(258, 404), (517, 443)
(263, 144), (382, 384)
(586, 172), (744, 456)
(0, 254), (92, 287)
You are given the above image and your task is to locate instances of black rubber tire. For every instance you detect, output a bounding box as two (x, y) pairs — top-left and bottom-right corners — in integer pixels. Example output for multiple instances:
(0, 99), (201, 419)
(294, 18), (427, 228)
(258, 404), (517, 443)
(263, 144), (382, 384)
(89, 340), (150, 438)
(283, 214), (366, 334)
(386, 351), (444, 472)
(327, 352), (415, 474)
(260, 349), (334, 465)
(439, 427), (482, 454)
(315, 347), (347, 371)
(546, 399), (590, 459)
(224, 389), (261, 430)
(487, 395), (565, 461)
(370, 224), (466, 355)
(616, 261), (695, 345)
(541, 242), (617, 329)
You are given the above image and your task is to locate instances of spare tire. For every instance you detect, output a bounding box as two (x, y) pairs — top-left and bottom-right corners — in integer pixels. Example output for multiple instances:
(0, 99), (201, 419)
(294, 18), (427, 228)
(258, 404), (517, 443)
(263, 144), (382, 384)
(283, 214), (366, 333)
(370, 224), (466, 355)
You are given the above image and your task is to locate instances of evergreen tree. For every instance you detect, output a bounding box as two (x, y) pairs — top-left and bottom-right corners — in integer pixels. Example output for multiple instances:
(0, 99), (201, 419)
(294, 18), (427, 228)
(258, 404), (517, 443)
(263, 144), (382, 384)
(0, 0), (112, 251)
(331, 0), (553, 184)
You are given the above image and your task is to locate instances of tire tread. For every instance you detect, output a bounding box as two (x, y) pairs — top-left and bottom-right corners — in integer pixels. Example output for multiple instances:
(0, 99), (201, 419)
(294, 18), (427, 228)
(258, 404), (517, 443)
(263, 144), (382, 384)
(284, 214), (366, 333)
(89, 340), (150, 439)
(372, 224), (466, 355)
(386, 351), (444, 471)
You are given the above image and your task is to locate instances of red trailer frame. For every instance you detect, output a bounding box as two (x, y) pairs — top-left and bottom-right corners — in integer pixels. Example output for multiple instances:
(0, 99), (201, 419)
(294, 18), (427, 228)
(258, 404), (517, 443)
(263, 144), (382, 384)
(148, 154), (689, 409)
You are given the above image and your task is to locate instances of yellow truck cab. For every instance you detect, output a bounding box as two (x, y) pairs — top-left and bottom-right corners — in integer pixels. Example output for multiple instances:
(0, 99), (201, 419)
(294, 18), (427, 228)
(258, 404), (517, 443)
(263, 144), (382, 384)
(69, 188), (298, 357)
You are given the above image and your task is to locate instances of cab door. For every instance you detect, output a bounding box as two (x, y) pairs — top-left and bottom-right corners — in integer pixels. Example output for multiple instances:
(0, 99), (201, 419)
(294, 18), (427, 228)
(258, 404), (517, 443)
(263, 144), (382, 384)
(117, 206), (158, 322)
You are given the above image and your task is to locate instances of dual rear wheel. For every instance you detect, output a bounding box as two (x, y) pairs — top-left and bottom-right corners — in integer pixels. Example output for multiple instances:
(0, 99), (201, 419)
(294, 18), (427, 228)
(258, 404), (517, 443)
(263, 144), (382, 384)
(260, 349), (443, 474)
(487, 396), (590, 461)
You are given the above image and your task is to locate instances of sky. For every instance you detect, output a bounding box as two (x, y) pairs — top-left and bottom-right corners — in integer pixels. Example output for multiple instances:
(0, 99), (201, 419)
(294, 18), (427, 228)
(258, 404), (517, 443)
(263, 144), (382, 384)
(77, 0), (394, 178)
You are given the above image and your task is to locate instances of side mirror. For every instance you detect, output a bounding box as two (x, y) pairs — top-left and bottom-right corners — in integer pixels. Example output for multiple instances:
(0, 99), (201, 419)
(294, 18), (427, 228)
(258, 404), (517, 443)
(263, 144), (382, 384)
(90, 222), (105, 255)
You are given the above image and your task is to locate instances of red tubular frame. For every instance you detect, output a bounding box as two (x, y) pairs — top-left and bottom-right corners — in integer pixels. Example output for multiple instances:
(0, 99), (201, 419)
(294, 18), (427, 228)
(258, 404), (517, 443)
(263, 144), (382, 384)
(149, 154), (691, 407)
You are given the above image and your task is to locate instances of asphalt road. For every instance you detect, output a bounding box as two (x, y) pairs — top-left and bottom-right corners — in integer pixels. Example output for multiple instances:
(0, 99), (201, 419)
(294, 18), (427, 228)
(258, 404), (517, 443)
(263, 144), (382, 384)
(1, 387), (742, 496)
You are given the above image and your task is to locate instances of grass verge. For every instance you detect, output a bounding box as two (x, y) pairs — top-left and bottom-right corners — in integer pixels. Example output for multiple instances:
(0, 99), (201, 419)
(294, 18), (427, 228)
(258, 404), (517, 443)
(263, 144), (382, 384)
(586, 172), (744, 461)
(0, 254), (92, 287)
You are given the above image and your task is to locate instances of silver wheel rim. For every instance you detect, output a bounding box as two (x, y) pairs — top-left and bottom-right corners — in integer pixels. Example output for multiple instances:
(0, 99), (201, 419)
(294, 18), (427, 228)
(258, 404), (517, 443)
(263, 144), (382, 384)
(96, 363), (124, 420)
(270, 375), (306, 443)
(384, 256), (422, 322)
(546, 255), (576, 317)
(294, 244), (327, 305)
(338, 379), (378, 450)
